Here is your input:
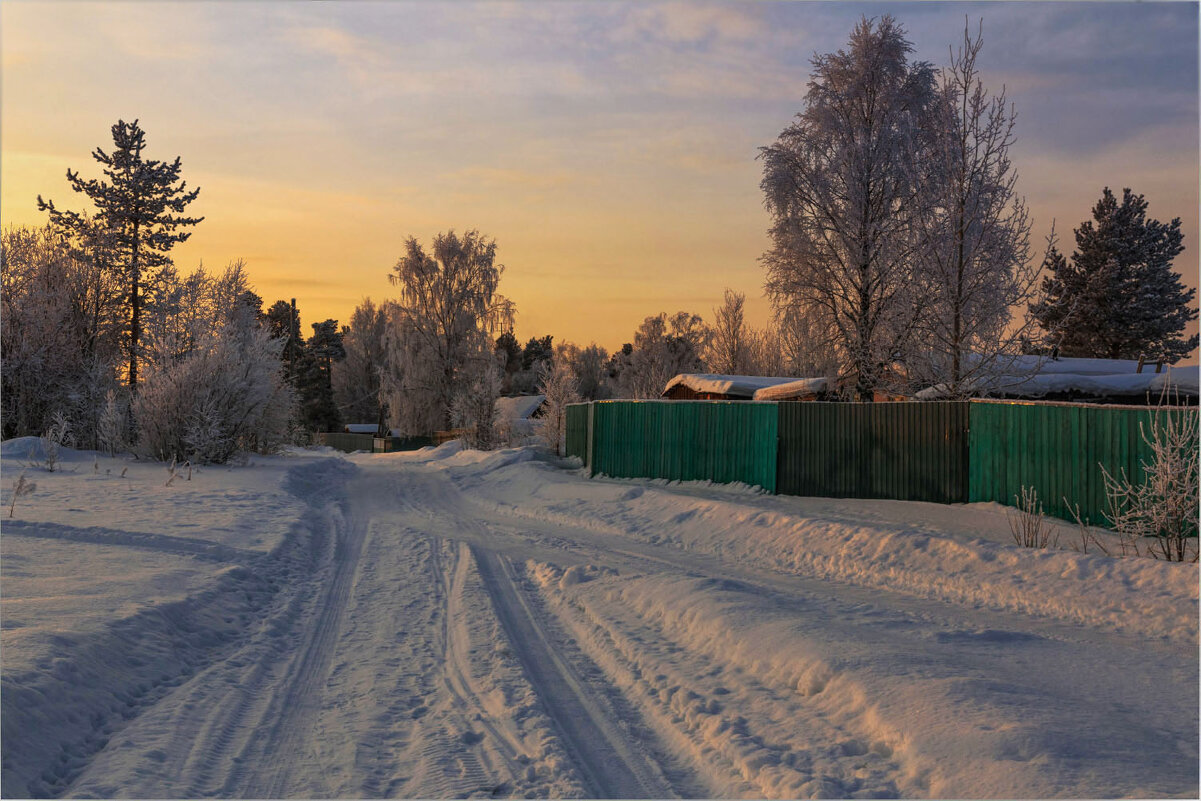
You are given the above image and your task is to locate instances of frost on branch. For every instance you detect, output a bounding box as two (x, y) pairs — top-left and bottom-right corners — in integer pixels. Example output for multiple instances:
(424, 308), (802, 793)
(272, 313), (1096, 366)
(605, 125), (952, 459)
(1101, 402), (1199, 562)
(133, 322), (294, 464)
(537, 350), (581, 456)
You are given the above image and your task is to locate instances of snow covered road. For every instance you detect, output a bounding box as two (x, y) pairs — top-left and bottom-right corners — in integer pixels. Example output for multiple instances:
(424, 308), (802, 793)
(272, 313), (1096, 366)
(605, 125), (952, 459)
(2, 441), (1197, 798)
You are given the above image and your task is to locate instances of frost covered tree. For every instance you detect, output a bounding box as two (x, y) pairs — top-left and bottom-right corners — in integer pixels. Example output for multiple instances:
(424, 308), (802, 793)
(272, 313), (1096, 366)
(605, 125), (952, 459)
(612, 312), (709, 398)
(911, 21), (1038, 397)
(449, 356), (504, 450)
(38, 119), (203, 392)
(773, 306), (839, 377)
(761, 16), (935, 400)
(381, 230), (514, 435)
(1, 225), (121, 443)
(708, 289), (754, 375)
(333, 298), (389, 428)
(1031, 188), (1196, 361)
(97, 389), (127, 456)
(567, 343), (611, 400)
(133, 305), (293, 464)
(537, 348), (582, 455)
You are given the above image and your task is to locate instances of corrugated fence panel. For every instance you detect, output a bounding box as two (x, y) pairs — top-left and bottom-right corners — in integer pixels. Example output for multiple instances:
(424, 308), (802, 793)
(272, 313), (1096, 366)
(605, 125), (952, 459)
(589, 401), (777, 492)
(777, 402), (969, 503)
(565, 403), (589, 462)
(315, 432), (375, 452)
(968, 400), (1198, 524)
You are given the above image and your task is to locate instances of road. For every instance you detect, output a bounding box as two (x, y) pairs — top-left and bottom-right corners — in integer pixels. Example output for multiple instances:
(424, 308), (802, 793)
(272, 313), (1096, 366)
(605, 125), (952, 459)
(48, 452), (1198, 799)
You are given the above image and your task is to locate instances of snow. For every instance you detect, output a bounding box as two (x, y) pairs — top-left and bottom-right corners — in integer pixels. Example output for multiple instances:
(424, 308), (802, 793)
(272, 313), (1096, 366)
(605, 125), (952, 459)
(2, 438), (1196, 798)
(663, 373), (799, 398)
(752, 377), (831, 400)
(343, 423), (378, 434)
(494, 394), (545, 421)
(917, 362), (1200, 400)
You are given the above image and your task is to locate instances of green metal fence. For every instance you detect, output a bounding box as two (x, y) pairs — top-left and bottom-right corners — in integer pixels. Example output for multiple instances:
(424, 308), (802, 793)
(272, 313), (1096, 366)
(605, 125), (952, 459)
(776, 402), (969, 503)
(315, 433), (432, 453)
(376, 435), (433, 453)
(566, 398), (1196, 524)
(968, 400), (1197, 524)
(565, 403), (589, 462)
(316, 432), (375, 452)
(590, 401), (778, 492)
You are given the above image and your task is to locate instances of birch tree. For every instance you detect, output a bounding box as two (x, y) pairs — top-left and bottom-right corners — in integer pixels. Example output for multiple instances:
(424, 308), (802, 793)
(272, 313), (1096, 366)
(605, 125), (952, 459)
(536, 348), (582, 455)
(381, 230), (514, 435)
(911, 21), (1037, 397)
(333, 298), (389, 428)
(708, 289), (754, 375)
(761, 16), (935, 400)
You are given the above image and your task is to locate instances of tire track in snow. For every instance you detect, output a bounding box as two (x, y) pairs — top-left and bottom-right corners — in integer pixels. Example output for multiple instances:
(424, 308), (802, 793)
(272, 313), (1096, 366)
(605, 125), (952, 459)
(237, 500), (365, 799)
(470, 544), (674, 799)
(57, 459), (353, 799)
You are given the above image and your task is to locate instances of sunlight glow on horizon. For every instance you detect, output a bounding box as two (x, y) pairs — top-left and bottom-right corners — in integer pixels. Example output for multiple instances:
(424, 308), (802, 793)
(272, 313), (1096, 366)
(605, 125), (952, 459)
(3, 1), (1197, 356)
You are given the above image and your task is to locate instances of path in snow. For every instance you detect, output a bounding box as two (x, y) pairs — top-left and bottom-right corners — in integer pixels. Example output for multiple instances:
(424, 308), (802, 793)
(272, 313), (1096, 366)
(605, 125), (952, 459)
(2, 444), (1196, 799)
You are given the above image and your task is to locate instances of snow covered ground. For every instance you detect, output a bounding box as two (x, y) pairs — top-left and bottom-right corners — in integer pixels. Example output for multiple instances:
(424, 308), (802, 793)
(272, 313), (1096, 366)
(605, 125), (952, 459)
(2, 438), (1196, 798)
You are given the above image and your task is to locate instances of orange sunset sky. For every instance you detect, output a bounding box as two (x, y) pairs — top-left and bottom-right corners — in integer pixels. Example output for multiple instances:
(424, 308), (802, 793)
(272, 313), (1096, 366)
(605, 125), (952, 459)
(3, 1), (1198, 354)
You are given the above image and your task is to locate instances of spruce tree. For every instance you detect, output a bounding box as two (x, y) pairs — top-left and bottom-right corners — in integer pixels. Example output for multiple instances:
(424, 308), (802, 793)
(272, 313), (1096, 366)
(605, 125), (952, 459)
(38, 119), (203, 392)
(1031, 187), (1196, 361)
(300, 319), (346, 432)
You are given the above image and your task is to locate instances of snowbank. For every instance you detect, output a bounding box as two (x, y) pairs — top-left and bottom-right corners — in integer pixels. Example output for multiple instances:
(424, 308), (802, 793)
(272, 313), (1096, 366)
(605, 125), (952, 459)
(450, 455), (1198, 643)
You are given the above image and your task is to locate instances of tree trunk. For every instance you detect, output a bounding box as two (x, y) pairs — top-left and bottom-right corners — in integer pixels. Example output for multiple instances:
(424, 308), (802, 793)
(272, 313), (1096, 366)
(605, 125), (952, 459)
(129, 222), (141, 393)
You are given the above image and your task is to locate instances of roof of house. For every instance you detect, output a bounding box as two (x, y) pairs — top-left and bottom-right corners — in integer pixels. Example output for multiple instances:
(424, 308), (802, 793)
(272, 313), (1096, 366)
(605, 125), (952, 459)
(344, 423), (379, 434)
(751, 377), (832, 401)
(663, 374), (799, 398)
(494, 394), (546, 420)
(915, 364), (1199, 400)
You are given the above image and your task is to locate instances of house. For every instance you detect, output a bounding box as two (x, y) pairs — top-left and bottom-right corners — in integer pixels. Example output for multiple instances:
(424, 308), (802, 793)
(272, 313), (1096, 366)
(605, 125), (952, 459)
(494, 394), (546, 438)
(343, 423), (380, 434)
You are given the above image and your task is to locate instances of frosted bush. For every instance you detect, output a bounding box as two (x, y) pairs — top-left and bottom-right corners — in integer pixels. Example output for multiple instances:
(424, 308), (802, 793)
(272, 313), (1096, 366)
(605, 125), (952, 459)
(1101, 404), (1199, 562)
(134, 324), (294, 464)
(36, 412), (72, 472)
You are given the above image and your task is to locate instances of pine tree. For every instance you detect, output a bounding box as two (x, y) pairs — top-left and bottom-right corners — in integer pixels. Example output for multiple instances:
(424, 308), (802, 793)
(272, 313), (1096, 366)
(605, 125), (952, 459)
(38, 119), (203, 392)
(1031, 187), (1196, 361)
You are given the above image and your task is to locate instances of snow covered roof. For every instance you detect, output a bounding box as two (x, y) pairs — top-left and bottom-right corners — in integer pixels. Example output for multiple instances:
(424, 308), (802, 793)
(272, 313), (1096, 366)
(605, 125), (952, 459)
(663, 374), (799, 399)
(494, 394), (546, 421)
(916, 364), (1199, 401)
(344, 423), (378, 434)
(751, 377), (832, 401)
(984, 354), (1146, 377)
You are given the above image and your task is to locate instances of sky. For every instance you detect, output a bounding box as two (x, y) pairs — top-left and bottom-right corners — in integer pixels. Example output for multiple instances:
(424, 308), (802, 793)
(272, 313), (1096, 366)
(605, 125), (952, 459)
(2, 1), (1198, 354)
